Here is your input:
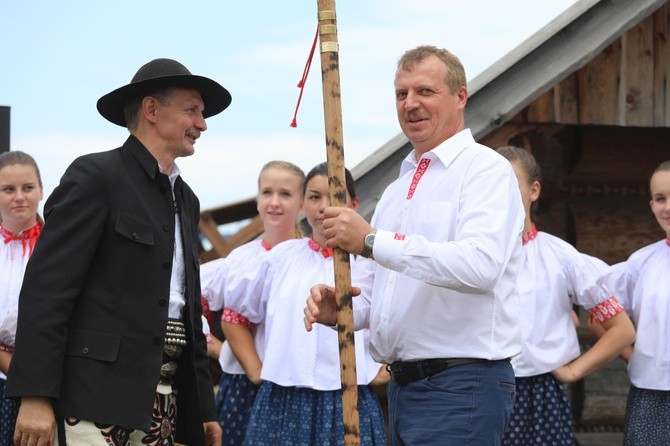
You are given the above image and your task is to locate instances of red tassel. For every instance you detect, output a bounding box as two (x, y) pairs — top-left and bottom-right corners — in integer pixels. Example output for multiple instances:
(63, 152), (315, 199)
(290, 25), (319, 128)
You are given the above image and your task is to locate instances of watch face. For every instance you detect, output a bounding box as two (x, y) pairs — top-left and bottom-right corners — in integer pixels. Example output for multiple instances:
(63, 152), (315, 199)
(365, 233), (375, 247)
(362, 232), (375, 258)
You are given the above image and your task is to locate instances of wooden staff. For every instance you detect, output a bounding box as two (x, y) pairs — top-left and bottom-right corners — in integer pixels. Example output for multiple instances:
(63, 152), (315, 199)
(315, 1), (360, 445)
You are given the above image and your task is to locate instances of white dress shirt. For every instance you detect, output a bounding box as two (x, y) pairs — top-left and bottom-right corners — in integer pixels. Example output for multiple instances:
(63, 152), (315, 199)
(166, 164), (185, 319)
(602, 239), (670, 390)
(225, 238), (383, 390)
(352, 128), (525, 364)
(513, 229), (614, 377)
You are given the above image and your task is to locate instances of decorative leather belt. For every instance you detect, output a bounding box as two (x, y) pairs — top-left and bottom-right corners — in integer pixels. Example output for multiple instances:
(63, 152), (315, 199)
(388, 358), (487, 385)
(159, 318), (187, 385)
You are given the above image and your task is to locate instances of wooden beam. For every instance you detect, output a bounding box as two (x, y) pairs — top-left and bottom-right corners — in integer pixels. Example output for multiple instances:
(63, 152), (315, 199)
(555, 73), (579, 124)
(198, 214), (264, 261)
(653, 3), (669, 126)
(623, 15), (655, 126)
(578, 40), (622, 125)
(199, 211), (229, 259)
(224, 216), (264, 253)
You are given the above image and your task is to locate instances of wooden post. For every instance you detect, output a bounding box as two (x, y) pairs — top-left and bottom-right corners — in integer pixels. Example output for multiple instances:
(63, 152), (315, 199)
(315, 1), (360, 445)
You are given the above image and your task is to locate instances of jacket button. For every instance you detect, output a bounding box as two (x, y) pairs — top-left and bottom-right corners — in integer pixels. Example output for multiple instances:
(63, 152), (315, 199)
(132, 232), (139, 240)
(163, 224), (170, 231)
(153, 335), (162, 345)
(82, 347), (89, 355)
(162, 261), (171, 270)
(159, 298), (167, 307)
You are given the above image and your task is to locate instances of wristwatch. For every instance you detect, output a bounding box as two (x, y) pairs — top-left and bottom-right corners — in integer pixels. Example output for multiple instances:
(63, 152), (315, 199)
(361, 229), (377, 258)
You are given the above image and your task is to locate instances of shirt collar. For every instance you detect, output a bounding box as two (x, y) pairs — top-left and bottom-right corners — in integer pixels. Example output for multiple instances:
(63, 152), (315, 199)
(1, 221), (43, 256)
(522, 224), (538, 246)
(125, 135), (160, 180)
(165, 163), (181, 188)
(400, 128), (474, 177)
(124, 135), (181, 186)
(308, 237), (333, 258)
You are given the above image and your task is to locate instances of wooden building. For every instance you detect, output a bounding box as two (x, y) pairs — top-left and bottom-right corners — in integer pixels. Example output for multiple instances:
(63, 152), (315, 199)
(198, 0), (670, 431)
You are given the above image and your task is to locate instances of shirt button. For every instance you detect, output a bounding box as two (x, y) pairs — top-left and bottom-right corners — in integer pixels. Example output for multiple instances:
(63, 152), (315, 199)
(153, 335), (162, 345)
(159, 297), (168, 307)
(82, 347), (89, 355)
(163, 224), (170, 231)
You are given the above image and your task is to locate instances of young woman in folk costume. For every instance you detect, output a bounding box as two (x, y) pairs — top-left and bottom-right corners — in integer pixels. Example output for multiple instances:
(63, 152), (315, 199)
(199, 160), (305, 445)
(597, 160), (670, 446)
(224, 162), (387, 445)
(0, 151), (44, 443)
(496, 146), (635, 446)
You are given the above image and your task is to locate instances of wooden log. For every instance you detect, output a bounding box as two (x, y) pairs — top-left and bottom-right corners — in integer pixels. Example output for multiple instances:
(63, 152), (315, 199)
(653, 3), (669, 126)
(623, 15), (655, 126)
(315, 1), (360, 444)
(578, 40), (622, 125)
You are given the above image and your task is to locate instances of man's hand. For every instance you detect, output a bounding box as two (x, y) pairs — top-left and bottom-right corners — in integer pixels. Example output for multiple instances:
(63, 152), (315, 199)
(322, 206), (372, 255)
(13, 396), (55, 446)
(203, 421), (222, 446)
(304, 284), (361, 331)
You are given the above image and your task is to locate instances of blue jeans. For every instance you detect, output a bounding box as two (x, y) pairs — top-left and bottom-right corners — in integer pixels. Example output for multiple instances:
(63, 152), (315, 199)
(387, 359), (516, 445)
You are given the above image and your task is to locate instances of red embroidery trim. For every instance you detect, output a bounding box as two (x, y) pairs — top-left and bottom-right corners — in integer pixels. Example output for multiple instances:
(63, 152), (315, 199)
(1, 222), (42, 257)
(308, 237), (333, 258)
(0, 342), (14, 353)
(522, 224), (538, 246)
(394, 233), (406, 240)
(406, 158), (431, 200)
(666, 238), (670, 246)
(222, 307), (251, 328)
(588, 295), (624, 324)
(261, 239), (272, 251)
(200, 296), (211, 320)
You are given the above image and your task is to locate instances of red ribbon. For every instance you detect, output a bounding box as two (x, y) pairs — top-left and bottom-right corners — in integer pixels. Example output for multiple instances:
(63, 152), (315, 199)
(290, 25), (319, 128)
(1, 222), (43, 257)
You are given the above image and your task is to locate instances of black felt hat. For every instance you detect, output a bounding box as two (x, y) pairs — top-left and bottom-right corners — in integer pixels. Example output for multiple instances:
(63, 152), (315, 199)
(97, 58), (232, 127)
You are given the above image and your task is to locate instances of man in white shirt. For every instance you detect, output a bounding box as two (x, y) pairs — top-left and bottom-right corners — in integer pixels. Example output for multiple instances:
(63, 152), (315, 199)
(304, 45), (524, 445)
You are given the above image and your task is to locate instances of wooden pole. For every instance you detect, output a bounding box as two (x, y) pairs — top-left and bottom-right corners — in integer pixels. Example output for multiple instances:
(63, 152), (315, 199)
(315, 1), (360, 445)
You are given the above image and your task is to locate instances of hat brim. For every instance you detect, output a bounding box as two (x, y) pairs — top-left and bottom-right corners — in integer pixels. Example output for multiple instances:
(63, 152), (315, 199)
(97, 74), (232, 127)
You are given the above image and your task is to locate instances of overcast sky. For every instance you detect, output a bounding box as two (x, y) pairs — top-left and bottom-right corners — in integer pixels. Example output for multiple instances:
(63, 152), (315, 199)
(1, 0), (579, 211)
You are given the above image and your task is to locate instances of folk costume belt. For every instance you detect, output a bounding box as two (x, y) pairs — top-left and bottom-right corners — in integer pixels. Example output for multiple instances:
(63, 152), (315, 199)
(159, 318), (187, 386)
(388, 358), (487, 385)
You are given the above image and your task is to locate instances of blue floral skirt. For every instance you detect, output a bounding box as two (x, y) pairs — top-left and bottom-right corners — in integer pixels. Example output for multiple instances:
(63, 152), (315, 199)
(244, 382), (387, 446)
(216, 372), (259, 445)
(624, 384), (670, 446)
(0, 378), (19, 446)
(502, 373), (575, 445)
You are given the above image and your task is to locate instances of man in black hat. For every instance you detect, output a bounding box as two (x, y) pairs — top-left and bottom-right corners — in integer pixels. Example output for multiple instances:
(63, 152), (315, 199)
(7, 58), (230, 445)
